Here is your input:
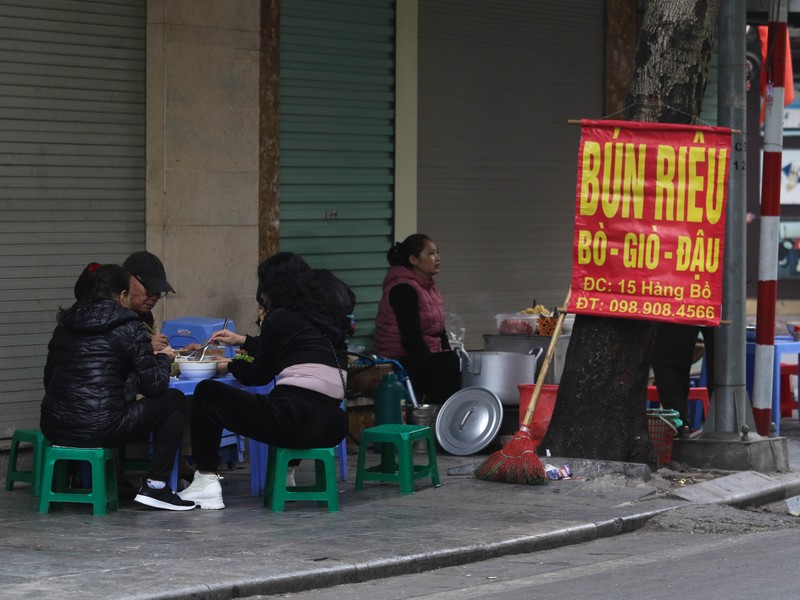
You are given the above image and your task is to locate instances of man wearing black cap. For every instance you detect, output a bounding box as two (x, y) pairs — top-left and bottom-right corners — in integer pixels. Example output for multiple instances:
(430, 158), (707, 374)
(122, 251), (174, 351)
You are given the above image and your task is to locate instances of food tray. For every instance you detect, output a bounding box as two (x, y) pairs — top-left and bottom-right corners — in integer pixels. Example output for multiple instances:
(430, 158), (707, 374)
(495, 313), (537, 335)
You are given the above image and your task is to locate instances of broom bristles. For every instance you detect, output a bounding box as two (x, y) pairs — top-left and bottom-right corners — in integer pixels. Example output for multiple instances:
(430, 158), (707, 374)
(474, 429), (547, 485)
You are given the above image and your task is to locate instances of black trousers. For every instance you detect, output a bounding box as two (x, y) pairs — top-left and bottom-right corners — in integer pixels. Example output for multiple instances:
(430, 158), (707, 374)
(651, 323), (715, 428)
(45, 389), (187, 483)
(399, 351), (461, 405)
(190, 379), (348, 472)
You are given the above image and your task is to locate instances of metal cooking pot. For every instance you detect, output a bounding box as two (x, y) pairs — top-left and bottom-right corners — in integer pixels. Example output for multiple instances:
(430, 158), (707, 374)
(458, 348), (542, 405)
(407, 403), (441, 452)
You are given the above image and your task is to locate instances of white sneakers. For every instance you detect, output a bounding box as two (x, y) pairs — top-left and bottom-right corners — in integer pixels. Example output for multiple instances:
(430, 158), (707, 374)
(178, 471), (225, 510)
(286, 466), (296, 488)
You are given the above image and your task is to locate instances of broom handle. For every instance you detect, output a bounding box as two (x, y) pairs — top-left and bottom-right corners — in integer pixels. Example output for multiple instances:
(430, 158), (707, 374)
(520, 287), (572, 431)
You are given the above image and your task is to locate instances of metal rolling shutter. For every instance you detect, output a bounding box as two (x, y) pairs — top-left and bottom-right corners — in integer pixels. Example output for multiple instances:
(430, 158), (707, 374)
(418, 1), (605, 348)
(0, 0), (146, 439)
(279, 0), (395, 349)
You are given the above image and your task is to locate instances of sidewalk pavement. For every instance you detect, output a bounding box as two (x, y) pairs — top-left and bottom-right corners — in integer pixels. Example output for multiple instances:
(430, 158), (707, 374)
(4, 420), (800, 600)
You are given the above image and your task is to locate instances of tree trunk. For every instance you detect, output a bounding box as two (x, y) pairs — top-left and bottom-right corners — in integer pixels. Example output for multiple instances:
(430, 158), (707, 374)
(541, 0), (719, 466)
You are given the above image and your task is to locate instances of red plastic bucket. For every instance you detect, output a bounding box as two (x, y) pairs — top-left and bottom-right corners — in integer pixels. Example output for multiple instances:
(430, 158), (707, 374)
(518, 384), (559, 442)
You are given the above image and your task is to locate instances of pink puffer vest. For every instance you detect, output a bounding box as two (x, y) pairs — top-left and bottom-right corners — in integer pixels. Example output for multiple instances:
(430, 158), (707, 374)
(374, 266), (445, 358)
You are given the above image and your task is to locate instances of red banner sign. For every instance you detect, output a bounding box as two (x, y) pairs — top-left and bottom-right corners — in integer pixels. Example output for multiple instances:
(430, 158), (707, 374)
(567, 119), (732, 326)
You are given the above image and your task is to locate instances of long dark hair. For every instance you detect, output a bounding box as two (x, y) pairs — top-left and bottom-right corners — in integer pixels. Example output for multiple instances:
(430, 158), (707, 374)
(386, 233), (432, 267)
(58, 264), (129, 325)
(305, 269), (357, 337)
(256, 252), (313, 311)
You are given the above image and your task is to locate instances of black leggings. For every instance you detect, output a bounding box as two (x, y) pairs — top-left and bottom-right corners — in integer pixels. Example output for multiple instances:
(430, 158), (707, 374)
(190, 379), (348, 472)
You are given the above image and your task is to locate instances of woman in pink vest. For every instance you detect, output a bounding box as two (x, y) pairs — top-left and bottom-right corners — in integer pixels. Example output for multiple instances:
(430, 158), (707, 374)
(374, 234), (460, 404)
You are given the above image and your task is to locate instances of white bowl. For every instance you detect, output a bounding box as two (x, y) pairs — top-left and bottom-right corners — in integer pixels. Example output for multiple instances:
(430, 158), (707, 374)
(787, 322), (800, 341)
(177, 360), (217, 380)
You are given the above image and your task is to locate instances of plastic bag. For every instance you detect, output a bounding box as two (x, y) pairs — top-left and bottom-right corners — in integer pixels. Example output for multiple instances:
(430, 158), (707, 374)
(446, 311), (466, 351)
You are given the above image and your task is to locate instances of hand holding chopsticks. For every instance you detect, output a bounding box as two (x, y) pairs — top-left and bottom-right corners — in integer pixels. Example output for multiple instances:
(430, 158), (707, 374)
(142, 322), (170, 352)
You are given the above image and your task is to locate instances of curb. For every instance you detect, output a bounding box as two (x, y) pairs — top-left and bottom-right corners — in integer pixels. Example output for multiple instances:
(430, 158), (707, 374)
(126, 470), (800, 600)
(127, 505), (682, 600)
(669, 470), (800, 507)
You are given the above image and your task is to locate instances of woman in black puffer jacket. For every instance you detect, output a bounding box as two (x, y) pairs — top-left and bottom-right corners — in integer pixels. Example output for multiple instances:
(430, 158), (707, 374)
(40, 264), (194, 511)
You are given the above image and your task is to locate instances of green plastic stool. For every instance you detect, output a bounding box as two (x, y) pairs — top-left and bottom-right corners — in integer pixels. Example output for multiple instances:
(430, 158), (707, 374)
(264, 446), (339, 512)
(355, 424), (441, 494)
(38, 446), (119, 515)
(5, 429), (51, 496)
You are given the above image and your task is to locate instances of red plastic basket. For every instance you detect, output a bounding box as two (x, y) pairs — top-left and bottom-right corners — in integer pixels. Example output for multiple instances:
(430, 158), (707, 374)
(647, 408), (679, 464)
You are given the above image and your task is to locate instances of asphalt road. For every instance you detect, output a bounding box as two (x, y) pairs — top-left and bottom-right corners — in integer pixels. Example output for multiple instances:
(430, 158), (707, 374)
(256, 503), (800, 600)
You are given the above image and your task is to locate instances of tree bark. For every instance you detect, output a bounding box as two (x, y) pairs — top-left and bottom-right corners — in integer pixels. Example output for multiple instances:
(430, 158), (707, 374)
(541, 0), (719, 466)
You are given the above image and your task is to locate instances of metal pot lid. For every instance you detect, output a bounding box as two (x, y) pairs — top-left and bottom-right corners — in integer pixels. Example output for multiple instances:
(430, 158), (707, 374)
(435, 386), (504, 456)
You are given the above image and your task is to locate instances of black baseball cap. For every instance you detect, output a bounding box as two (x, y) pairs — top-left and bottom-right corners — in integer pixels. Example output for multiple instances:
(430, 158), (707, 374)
(122, 251), (175, 295)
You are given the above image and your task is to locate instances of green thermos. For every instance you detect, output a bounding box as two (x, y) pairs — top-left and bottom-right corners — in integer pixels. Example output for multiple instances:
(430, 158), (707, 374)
(374, 373), (405, 425)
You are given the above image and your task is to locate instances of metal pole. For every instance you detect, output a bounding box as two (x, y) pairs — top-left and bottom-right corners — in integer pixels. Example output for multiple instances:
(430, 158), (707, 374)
(708, 0), (750, 437)
(752, 3), (788, 435)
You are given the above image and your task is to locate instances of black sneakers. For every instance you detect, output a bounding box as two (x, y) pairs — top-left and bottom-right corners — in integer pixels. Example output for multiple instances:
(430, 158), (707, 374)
(134, 482), (197, 511)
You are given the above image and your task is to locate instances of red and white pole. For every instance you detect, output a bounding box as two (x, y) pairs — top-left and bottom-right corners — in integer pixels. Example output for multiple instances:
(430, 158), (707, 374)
(753, 11), (787, 435)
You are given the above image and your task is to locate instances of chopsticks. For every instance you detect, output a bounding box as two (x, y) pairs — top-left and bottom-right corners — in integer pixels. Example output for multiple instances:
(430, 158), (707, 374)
(189, 318), (229, 360)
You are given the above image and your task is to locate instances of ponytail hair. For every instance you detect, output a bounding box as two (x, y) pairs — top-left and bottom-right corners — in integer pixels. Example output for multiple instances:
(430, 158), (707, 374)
(58, 264), (129, 325)
(386, 233), (432, 267)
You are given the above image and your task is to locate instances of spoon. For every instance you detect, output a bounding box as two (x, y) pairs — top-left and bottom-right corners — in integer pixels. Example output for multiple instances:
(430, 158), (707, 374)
(193, 317), (229, 361)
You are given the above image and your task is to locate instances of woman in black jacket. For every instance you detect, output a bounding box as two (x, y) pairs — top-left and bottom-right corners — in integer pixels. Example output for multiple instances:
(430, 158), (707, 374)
(40, 264), (195, 511)
(178, 253), (352, 510)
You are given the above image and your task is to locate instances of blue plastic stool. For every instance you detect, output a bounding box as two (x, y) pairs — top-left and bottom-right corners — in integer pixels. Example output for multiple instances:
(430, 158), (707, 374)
(263, 446), (339, 512)
(38, 446), (119, 515)
(219, 429), (245, 469)
(5, 429), (51, 496)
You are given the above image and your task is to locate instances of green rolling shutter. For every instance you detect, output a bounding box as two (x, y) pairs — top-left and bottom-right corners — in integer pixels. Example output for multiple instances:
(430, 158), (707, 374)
(279, 0), (396, 349)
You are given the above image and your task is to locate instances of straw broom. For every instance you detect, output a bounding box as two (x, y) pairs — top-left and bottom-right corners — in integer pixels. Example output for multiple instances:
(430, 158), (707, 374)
(474, 289), (571, 484)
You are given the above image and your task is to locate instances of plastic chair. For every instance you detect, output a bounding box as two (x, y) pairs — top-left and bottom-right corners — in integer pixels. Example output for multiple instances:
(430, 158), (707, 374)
(38, 446), (119, 515)
(355, 424), (440, 494)
(744, 337), (800, 435)
(219, 429), (246, 469)
(263, 446), (339, 512)
(5, 429), (51, 496)
(646, 386), (709, 430)
(780, 363), (798, 418)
